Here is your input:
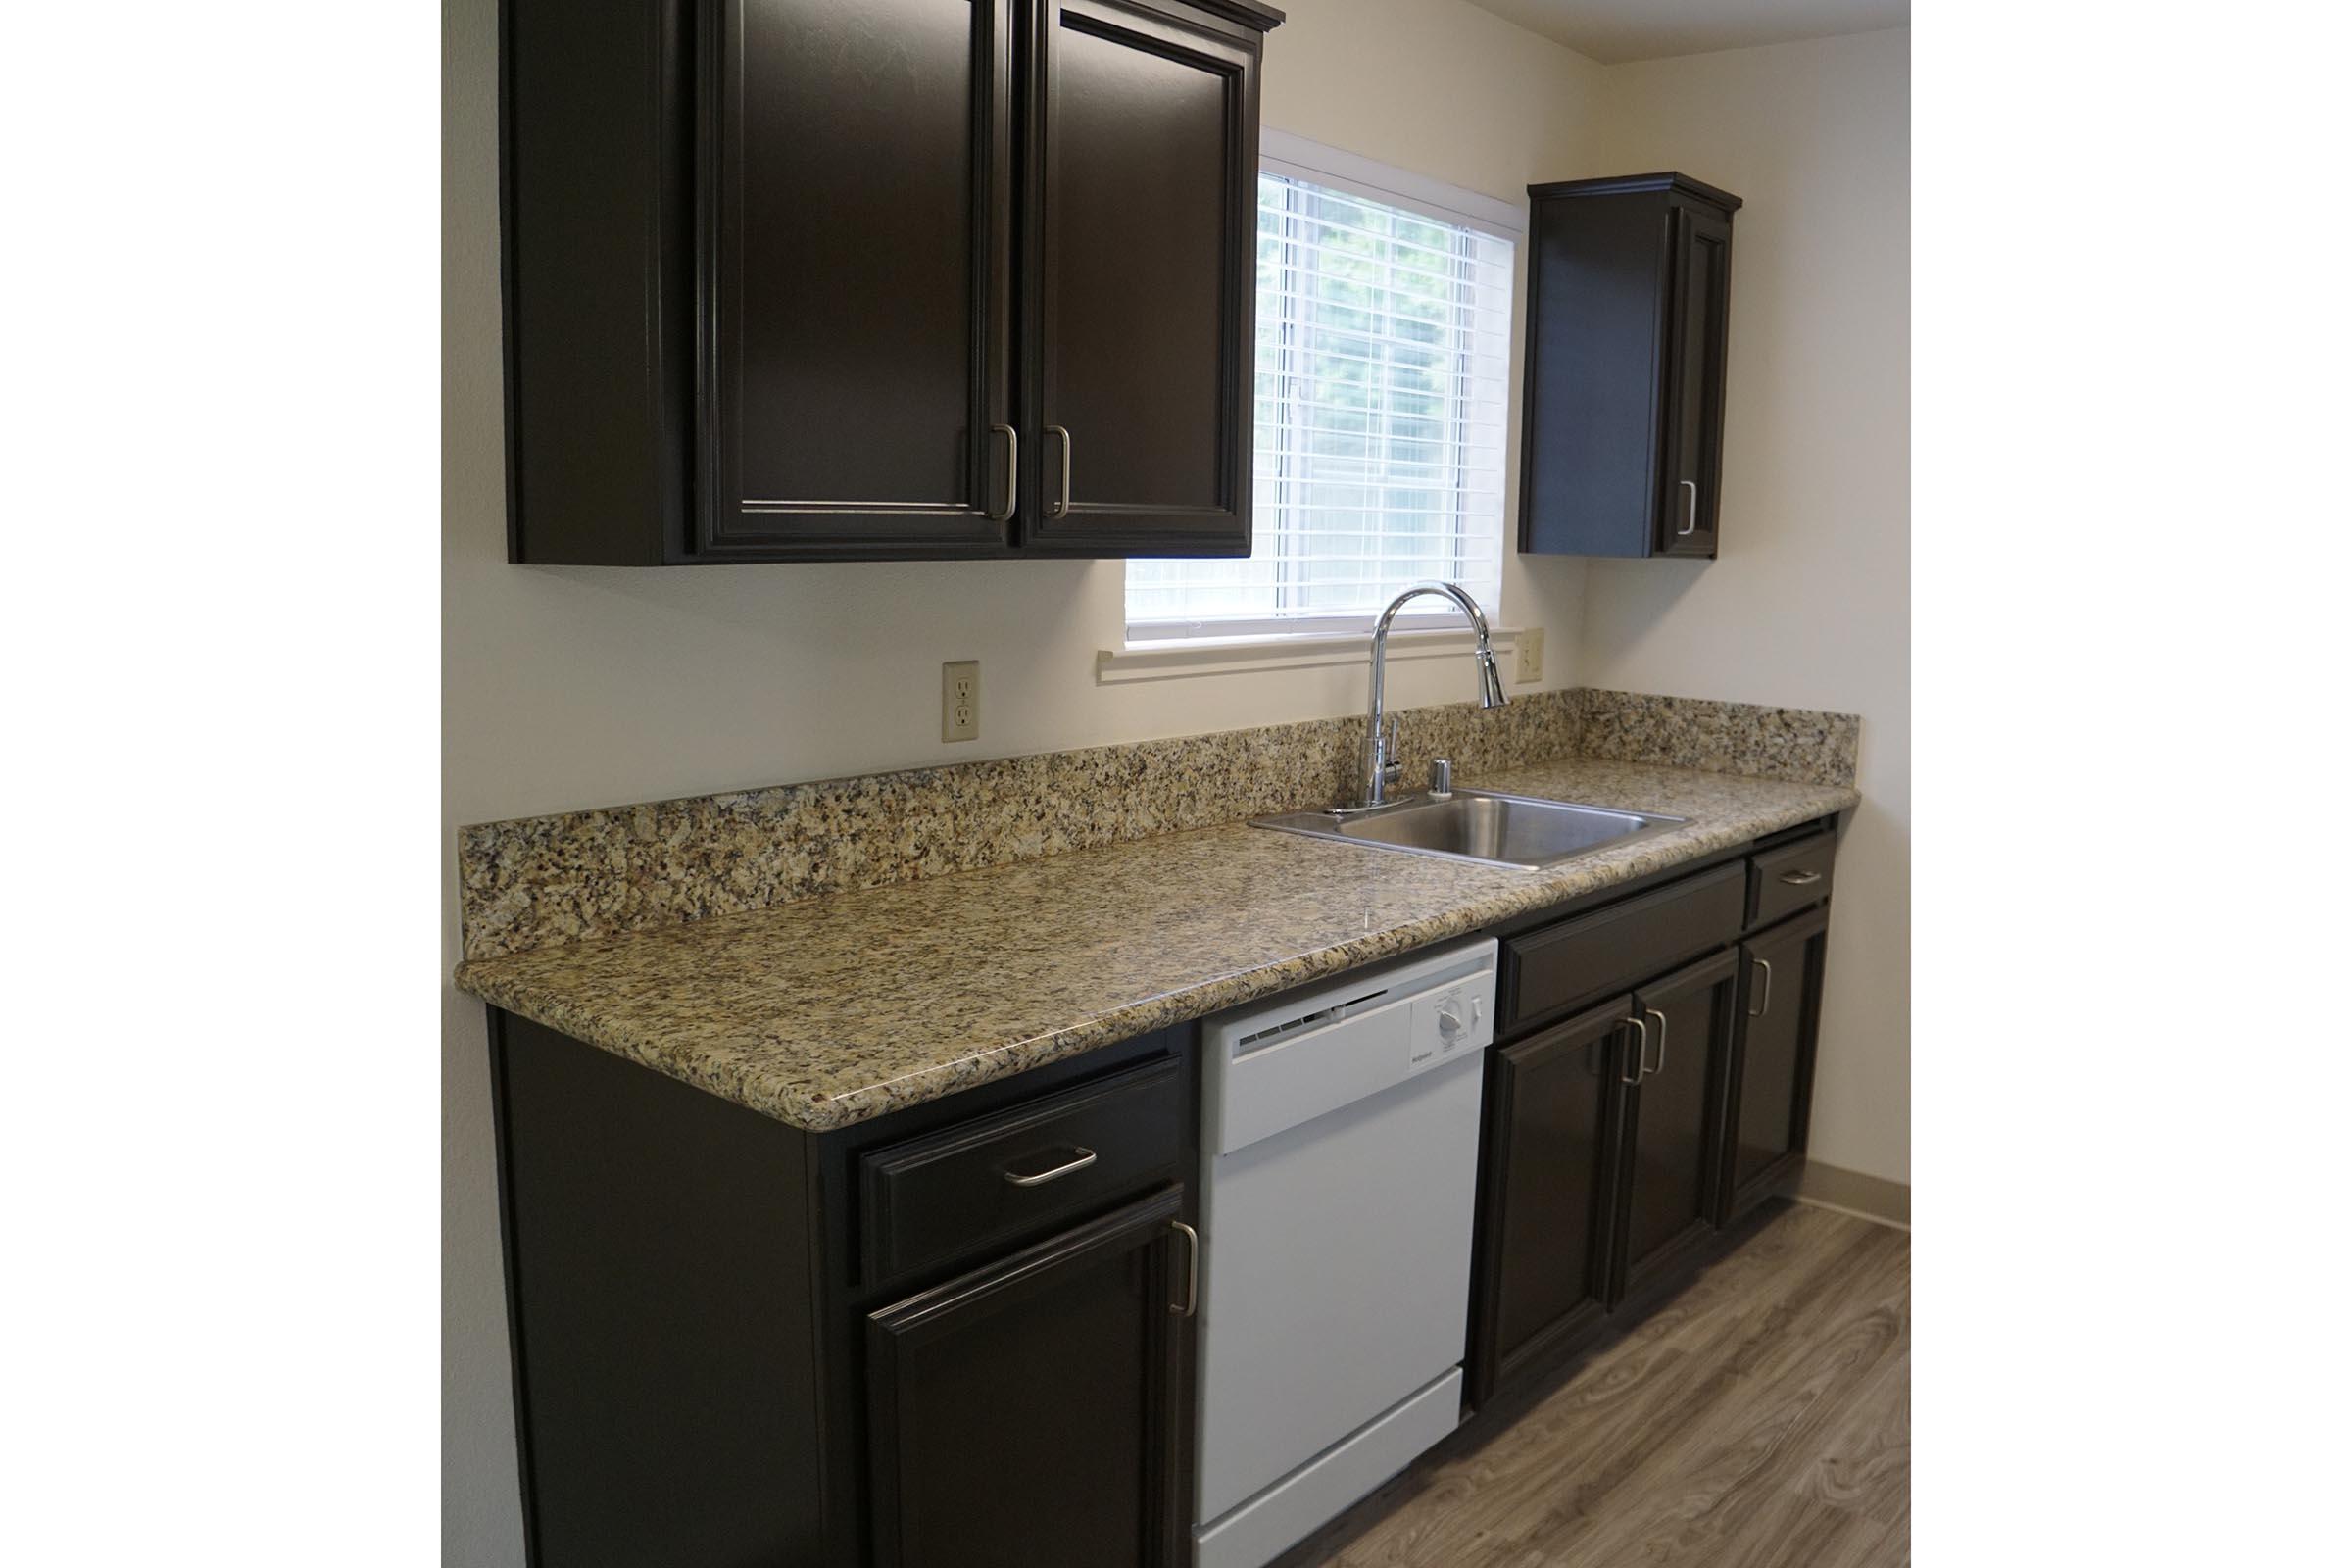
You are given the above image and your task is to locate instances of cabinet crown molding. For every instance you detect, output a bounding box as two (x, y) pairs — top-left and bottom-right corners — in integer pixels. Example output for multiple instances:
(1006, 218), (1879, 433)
(1527, 171), (1743, 212)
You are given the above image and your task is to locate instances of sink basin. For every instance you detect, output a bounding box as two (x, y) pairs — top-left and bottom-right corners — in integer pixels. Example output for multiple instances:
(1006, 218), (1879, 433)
(1253, 789), (1686, 870)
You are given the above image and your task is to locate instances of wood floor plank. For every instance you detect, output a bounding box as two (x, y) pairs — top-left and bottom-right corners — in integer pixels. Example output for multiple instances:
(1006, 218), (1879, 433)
(1539, 1223), (1909, 1565)
(1535, 1282), (1905, 1564)
(1800, 1344), (1911, 1529)
(1290, 1204), (1911, 1568)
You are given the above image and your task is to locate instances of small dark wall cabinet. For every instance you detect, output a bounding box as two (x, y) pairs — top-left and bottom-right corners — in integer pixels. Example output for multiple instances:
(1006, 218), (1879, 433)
(1517, 172), (1740, 560)
(499, 0), (1281, 565)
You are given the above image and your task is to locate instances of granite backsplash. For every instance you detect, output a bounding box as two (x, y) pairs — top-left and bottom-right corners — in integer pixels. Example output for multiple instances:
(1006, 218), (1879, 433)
(457, 686), (1857, 962)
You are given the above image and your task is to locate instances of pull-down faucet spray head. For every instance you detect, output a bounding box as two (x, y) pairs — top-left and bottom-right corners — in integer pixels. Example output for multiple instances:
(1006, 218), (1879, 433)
(1476, 648), (1507, 709)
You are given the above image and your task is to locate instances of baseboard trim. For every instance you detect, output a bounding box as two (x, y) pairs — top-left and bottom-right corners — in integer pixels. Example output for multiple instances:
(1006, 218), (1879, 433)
(1791, 1160), (1910, 1228)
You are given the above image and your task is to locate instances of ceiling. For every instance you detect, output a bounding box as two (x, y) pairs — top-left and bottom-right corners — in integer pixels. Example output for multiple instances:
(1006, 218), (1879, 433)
(1461, 0), (1908, 65)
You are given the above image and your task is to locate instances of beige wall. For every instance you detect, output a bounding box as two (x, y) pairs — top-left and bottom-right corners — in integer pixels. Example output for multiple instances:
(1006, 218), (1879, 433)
(1582, 27), (1911, 1185)
(442, 1), (1605, 1560)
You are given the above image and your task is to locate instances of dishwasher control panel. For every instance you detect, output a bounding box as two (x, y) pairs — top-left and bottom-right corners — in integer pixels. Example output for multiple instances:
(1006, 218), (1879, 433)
(1202, 937), (1498, 1156)
(1407, 979), (1492, 1075)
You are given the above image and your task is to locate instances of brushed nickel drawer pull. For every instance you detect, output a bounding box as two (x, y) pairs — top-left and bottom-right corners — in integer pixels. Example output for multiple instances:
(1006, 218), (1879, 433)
(1679, 479), (1698, 535)
(1047, 424), (1073, 517)
(1750, 956), (1774, 1019)
(986, 423), (1018, 522)
(1644, 1007), (1670, 1076)
(1003, 1147), (1097, 1188)
(1170, 1220), (1200, 1317)
(1778, 868), (1823, 886)
(1620, 1014), (1649, 1084)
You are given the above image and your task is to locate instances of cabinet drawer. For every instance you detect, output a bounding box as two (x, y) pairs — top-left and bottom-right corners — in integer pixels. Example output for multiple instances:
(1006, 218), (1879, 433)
(858, 1056), (1183, 1287)
(1501, 862), (1744, 1031)
(1747, 831), (1836, 928)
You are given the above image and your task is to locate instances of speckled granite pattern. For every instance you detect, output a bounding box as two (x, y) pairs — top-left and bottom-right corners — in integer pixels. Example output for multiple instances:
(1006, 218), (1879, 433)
(1577, 689), (1860, 787)
(458, 689), (1584, 961)
(455, 755), (1857, 1132)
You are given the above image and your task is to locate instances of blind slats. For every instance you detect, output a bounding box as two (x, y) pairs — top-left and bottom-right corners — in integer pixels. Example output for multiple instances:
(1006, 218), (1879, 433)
(1255, 229), (1514, 294)
(1251, 300), (1513, 350)
(1255, 196), (1516, 261)
(1129, 169), (1513, 634)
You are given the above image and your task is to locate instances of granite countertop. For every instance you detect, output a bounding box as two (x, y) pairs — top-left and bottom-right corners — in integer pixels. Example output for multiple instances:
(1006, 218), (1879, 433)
(454, 755), (1857, 1133)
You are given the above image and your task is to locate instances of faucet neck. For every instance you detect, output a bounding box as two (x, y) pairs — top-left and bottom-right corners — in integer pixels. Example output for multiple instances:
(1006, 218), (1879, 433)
(1359, 581), (1500, 808)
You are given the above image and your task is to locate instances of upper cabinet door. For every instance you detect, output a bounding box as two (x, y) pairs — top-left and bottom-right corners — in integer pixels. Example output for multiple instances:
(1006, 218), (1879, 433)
(705, 0), (1016, 559)
(1656, 203), (1732, 558)
(1024, 0), (1260, 556)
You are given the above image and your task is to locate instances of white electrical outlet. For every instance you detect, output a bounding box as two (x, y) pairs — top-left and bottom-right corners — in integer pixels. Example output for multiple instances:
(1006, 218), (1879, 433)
(1514, 628), (1544, 684)
(942, 661), (979, 742)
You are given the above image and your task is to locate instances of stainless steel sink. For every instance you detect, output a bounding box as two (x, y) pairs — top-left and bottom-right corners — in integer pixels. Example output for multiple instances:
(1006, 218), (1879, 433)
(1252, 789), (1686, 870)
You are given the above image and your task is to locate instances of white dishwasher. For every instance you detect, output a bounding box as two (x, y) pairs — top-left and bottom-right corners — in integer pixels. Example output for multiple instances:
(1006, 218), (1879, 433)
(1193, 936), (1497, 1568)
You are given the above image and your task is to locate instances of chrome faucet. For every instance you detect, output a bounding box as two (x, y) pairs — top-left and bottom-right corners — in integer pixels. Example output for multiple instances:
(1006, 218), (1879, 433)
(1356, 581), (1506, 808)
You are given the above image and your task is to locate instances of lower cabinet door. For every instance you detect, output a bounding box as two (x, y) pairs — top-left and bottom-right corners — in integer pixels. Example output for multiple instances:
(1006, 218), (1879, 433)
(866, 1186), (1190, 1568)
(1615, 949), (1740, 1304)
(1469, 996), (1633, 1406)
(1724, 905), (1832, 1220)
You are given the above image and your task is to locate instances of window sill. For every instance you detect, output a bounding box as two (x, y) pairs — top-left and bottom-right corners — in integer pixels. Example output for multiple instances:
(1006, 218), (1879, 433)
(1097, 625), (1523, 685)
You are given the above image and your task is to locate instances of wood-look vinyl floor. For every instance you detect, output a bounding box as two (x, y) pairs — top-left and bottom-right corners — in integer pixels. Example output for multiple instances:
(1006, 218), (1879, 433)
(1285, 1202), (1910, 1568)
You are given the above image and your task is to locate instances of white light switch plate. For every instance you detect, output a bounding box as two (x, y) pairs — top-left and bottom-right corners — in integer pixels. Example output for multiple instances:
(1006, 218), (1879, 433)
(1514, 629), (1544, 684)
(942, 661), (979, 742)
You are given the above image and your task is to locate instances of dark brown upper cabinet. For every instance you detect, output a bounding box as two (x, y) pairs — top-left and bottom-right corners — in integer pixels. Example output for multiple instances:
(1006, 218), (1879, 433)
(500, 0), (1280, 565)
(1022, 0), (1262, 556)
(1517, 172), (1740, 560)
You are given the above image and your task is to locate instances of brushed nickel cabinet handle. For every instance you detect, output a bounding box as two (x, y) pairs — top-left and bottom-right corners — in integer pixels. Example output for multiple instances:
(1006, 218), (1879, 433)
(1645, 1007), (1669, 1076)
(1620, 1014), (1648, 1084)
(1047, 424), (1073, 517)
(986, 423), (1017, 522)
(1778, 868), (1823, 886)
(1679, 479), (1698, 535)
(1170, 1220), (1200, 1317)
(1003, 1147), (1097, 1188)
(1750, 956), (1774, 1018)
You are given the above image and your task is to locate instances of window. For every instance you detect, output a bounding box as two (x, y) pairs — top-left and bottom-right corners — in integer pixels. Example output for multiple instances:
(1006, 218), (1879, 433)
(1126, 138), (1519, 643)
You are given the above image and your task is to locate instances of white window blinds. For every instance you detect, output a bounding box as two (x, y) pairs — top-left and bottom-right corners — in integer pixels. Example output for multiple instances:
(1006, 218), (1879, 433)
(1126, 162), (1516, 640)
